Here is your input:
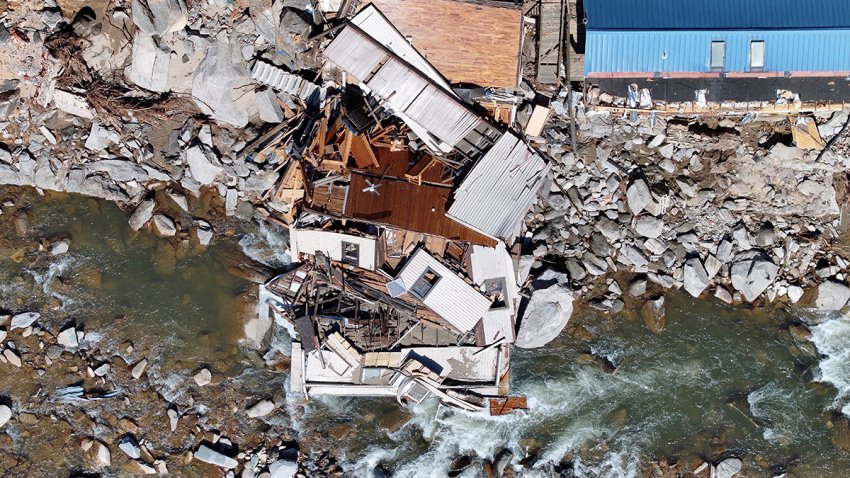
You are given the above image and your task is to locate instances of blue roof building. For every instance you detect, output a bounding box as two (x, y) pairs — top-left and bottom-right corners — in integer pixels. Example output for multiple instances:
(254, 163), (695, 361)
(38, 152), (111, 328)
(583, 0), (850, 101)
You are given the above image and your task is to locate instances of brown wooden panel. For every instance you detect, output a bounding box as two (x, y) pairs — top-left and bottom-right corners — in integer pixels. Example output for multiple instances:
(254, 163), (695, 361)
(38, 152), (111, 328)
(365, 0), (522, 88)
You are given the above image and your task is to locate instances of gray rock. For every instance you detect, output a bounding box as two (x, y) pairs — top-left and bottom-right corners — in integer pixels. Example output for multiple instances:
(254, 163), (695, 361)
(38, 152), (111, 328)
(192, 41), (253, 128)
(84, 122), (116, 151)
(565, 257), (586, 281)
(87, 160), (150, 183)
(595, 218), (621, 241)
(731, 251), (779, 302)
(629, 277), (647, 297)
(618, 244), (649, 269)
(634, 216), (663, 238)
(169, 192), (189, 211)
(714, 286), (733, 304)
(126, 33), (170, 92)
(246, 399), (275, 418)
(117, 435), (141, 459)
(225, 188), (238, 216)
(195, 444), (237, 469)
(131, 0), (188, 35)
(50, 240), (70, 256)
(815, 280), (850, 310)
(132, 359), (148, 379)
(168, 408), (178, 431)
(194, 368), (212, 386)
(152, 214), (177, 237)
(683, 258), (710, 298)
(256, 89), (284, 123)
(195, 220), (214, 246)
(715, 458), (742, 478)
(626, 179), (652, 215)
(57, 327), (78, 347)
(11, 312), (40, 329)
(186, 146), (223, 185)
(0, 405), (10, 428)
(515, 286), (573, 349)
(787, 285), (804, 303)
(269, 459), (297, 478)
(129, 200), (155, 231)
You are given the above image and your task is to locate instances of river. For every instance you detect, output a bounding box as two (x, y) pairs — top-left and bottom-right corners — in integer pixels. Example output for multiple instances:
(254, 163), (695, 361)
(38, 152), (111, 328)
(2, 188), (850, 477)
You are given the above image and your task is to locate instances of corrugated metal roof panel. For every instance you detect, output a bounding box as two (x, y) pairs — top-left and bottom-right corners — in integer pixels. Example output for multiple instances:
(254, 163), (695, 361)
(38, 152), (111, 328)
(585, 0), (850, 30)
(447, 132), (549, 241)
(324, 27), (387, 80)
(586, 29), (850, 74)
(397, 249), (491, 333)
(351, 5), (455, 94)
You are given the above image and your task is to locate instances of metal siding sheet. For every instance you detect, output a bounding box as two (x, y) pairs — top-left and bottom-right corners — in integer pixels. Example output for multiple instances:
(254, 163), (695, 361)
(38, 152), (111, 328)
(366, 58), (429, 111)
(586, 30), (850, 74)
(324, 28), (387, 80)
(447, 132), (549, 241)
(351, 5), (455, 94)
(397, 249), (491, 332)
(585, 0), (850, 30)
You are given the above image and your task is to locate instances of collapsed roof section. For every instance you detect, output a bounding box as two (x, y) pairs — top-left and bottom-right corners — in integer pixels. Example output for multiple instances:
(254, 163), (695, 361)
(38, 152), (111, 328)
(324, 7), (501, 161)
(447, 132), (550, 242)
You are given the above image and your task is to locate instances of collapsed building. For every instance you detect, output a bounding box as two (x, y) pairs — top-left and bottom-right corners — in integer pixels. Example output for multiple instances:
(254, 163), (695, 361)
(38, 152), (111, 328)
(257, 4), (545, 413)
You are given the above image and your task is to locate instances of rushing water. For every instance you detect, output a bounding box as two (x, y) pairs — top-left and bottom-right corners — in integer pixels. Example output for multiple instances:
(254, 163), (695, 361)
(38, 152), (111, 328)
(290, 296), (850, 478)
(4, 189), (850, 477)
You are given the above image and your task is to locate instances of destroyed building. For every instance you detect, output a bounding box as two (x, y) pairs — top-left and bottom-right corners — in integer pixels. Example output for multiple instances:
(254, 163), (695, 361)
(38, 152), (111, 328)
(258, 4), (545, 414)
(583, 0), (850, 102)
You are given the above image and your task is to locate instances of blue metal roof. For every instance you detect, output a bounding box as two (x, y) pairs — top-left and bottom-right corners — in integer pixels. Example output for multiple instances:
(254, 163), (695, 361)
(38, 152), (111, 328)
(585, 30), (850, 74)
(585, 0), (850, 30)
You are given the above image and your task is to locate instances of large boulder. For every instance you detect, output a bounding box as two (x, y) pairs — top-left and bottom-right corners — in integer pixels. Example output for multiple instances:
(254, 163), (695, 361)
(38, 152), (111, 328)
(126, 33), (171, 93)
(715, 457), (742, 478)
(683, 258), (710, 298)
(128, 200), (155, 231)
(816, 280), (850, 310)
(131, 0), (187, 36)
(626, 179), (652, 215)
(185, 146), (223, 185)
(515, 285), (573, 349)
(192, 41), (254, 128)
(730, 251), (779, 302)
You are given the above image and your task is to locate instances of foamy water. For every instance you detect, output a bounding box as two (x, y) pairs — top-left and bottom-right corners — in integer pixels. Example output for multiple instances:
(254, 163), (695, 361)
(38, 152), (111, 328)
(239, 222), (292, 269)
(810, 313), (850, 416)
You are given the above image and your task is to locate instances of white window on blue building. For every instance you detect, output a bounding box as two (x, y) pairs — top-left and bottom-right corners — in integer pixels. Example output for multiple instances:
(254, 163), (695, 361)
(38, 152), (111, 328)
(750, 41), (765, 70)
(710, 41), (726, 70)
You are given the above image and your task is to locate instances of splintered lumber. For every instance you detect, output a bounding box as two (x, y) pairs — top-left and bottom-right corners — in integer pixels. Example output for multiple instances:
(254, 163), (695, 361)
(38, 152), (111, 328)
(404, 155), (437, 185)
(791, 116), (825, 150)
(273, 160), (306, 204)
(524, 105), (550, 137)
(350, 132), (380, 168)
(489, 396), (528, 416)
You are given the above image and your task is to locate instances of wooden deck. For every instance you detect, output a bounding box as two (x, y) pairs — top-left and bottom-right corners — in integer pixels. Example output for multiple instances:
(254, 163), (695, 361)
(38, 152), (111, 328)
(346, 172), (497, 246)
(365, 0), (523, 88)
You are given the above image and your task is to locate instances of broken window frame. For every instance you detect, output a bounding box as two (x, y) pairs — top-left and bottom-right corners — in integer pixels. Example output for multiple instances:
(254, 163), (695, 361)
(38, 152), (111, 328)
(341, 241), (360, 265)
(709, 41), (725, 71)
(409, 267), (441, 300)
(749, 40), (765, 71)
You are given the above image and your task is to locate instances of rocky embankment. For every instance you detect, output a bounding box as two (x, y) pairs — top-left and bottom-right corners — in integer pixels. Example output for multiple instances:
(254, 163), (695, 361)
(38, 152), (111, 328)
(517, 101), (850, 339)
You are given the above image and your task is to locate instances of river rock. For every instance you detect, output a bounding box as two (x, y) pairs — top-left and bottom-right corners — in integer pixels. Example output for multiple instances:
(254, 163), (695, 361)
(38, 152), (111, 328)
(787, 285), (804, 303)
(168, 408), (179, 431)
(10, 312), (40, 329)
(683, 258), (710, 297)
(50, 240), (70, 255)
(117, 435), (141, 459)
(195, 220), (213, 246)
(641, 296), (666, 333)
(186, 146), (223, 185)
(86, 440), (111, 467)
(194, 368), (212, 386)
(129, 200), (155, 231)
(57, 326), (79, 347)
(247, 399), (275, 418)
(195, 444), (237, 469)
(152, 214), (177, 237)
(4, 348), (21, 367)
(0, 405), (10, 427)
(715, 457), (742, 478)
(626, 179), (652, 215)
(131, 0), (188, 36)
(269, 459), (297, 478)
(131, 359), (148, 379)
(515, 286), (573, 349)
(730, 251), (779, 302)
(814, 280), (850, 310)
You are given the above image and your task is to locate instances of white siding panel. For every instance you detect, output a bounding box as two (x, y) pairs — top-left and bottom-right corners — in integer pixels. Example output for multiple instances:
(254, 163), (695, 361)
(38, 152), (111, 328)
(291, 228), (379, 270)
(447, 132), (549, 240)
(397, 249), (491, 332)
(324, 27), (387, 81)
(402, 346), (498, 381)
